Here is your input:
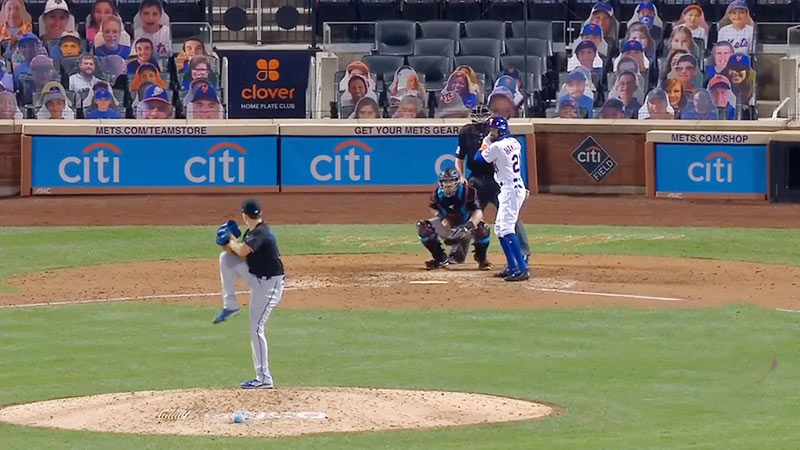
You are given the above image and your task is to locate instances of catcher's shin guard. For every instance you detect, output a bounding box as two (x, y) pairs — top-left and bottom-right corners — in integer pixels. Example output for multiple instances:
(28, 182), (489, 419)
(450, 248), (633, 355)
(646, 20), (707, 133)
(417, 220), (446, 262)
(472, 221), (491, 264)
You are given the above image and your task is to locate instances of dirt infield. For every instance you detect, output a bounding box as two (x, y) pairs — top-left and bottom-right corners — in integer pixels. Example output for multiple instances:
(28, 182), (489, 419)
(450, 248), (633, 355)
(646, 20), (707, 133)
(2, 254), (799, 310)
(0, 388), (554, 437)
(2, 193), (800, 227)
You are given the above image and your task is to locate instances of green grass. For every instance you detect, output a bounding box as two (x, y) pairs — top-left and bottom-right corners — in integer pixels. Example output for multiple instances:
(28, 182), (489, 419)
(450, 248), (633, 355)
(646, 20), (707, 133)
(2, 224), (799, 448)
(1, 225), (799, 288)
(1, 303), (799, 449)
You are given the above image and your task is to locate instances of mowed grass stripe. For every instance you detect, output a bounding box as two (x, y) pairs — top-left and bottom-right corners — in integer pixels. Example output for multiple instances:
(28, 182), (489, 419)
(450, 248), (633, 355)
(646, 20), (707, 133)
(1, 225), (799, 288)
(1, 304), (799, 449)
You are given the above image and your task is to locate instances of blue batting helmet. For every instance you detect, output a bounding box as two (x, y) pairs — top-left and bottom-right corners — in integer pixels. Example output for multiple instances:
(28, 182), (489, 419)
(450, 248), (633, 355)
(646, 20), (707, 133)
(489, 116), (510, 139)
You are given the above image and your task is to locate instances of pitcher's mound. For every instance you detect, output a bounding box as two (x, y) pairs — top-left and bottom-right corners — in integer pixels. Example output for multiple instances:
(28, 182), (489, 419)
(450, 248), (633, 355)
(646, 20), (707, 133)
(0, 388), (554, 437)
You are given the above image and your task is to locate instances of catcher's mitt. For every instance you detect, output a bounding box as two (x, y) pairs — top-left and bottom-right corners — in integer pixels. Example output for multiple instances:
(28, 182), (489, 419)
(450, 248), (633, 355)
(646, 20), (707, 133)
(443, 222), (475, 245)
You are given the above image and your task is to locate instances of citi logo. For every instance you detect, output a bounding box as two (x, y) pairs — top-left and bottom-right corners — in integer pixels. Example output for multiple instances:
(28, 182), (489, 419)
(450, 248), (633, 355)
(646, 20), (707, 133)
(688, 152), (733, 183)
(311, 140), (371, 182)
(574, 145), (604, 163)
(256, 59), (280, 81)
(184, 143), (246, 184)
(58, 142), (121, 183)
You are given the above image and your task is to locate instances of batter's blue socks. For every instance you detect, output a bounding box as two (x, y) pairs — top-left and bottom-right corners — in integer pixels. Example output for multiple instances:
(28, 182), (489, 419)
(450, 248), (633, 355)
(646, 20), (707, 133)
(506, 234), (528, 272)
(499, 235), (519, 272)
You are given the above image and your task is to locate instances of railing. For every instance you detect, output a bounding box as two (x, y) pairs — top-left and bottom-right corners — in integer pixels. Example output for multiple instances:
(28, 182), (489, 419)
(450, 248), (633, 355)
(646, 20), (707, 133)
(207, 0), (311, 44)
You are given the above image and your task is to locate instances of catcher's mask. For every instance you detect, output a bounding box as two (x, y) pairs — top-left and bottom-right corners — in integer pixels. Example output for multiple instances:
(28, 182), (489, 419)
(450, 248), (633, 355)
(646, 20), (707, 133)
(470, 104), (491, 125)
(438, 167), (460, 197)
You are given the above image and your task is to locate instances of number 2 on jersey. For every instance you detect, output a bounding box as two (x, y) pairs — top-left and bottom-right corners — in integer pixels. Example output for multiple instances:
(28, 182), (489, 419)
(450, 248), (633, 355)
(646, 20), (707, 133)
(511, 154), (520, 173)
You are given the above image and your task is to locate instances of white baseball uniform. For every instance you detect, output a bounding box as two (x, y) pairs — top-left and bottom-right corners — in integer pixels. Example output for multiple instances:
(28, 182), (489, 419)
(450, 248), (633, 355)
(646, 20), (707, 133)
(480, 135), (526, 238)
(716, 24), (753, 55)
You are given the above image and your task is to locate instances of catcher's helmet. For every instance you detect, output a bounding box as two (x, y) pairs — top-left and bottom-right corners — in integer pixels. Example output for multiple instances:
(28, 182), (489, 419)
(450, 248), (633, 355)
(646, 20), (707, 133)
(489, 116), (510, 140)
(438, 167), (460, 197)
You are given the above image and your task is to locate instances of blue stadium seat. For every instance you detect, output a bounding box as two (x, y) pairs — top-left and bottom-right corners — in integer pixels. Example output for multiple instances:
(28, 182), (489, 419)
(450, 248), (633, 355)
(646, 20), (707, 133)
(375, 20), (416, 55)
(459, 37), (503, 70)
(419, 20), (461, 40)
(511, 20), (553, 40)
(464, 20), (506, 40)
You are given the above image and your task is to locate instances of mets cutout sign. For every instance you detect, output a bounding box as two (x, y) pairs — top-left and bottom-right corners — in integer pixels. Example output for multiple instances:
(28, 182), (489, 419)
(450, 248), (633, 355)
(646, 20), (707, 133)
(571, 136), (617, 182)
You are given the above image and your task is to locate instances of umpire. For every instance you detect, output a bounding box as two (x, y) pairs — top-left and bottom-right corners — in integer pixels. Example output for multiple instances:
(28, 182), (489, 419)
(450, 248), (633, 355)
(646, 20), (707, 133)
(455, 105), (530, 263)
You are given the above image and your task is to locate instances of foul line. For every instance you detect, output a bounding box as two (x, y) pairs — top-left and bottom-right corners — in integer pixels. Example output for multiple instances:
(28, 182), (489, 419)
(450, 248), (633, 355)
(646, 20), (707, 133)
(776, 308), (800, 313)
(0, 288), (297, 309)
(531, 288), (687, 302)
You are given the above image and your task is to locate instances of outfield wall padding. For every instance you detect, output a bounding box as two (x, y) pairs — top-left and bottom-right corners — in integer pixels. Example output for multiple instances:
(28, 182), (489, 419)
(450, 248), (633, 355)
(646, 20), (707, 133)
(10, 119), (799, 198)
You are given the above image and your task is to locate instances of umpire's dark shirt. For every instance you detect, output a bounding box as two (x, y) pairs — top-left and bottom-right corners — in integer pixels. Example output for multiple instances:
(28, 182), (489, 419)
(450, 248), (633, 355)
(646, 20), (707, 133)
(455, 123), (494, 178)
(244, 223), (284, 278)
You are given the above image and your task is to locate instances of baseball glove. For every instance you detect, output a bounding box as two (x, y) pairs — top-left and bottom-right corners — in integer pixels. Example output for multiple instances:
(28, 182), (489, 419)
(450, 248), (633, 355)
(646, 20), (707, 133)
(215, 220), (241, 246)
(443, 222), (475, 245)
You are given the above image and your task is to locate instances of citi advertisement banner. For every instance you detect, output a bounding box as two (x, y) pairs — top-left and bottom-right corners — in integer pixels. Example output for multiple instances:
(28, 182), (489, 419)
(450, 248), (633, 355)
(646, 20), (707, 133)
(30, 136), (278, 189)
(218, 49), (311, 118)
(655, 144), (767, 194)
(280, 136), (528, 187)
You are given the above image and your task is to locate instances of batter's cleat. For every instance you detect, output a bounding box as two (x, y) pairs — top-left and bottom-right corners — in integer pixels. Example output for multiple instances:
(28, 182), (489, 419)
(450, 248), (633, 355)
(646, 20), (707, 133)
(496, 266), (513, 278)
(504, 270), (530, 282)
(213, 308), (240, 324)
(240, 379), (273, 389)
(477, 260), (493, 271)
(425, 259), (450, 270)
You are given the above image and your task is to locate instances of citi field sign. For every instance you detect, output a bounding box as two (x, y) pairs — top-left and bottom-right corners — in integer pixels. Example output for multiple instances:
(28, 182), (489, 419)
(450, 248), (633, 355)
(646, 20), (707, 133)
(655, 144), (766, 194)
(30, 136), (278, 189)
(281, 136), (527, 187)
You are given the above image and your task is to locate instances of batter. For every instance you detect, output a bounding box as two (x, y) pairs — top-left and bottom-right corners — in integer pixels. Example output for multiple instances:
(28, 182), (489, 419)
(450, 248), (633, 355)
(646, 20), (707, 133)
(476, 117), (529, 281)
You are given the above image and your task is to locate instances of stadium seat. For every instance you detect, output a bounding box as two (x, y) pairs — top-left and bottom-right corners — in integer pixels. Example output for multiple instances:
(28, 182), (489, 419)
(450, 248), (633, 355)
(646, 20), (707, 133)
(484, 0), (525, 21)
(375, 20), (416, 55)
(407, 55), (452, 90)
(464, 20), (506, 40)
(360, 0), (399, 21)
(362, 54), (405, 80)
(455, 55), (497, 86)
(402, 0), (441, 20)
(459, 38), (503, 70)
(414, 38), (457, 61)
(419, 20), (460, 40)
(444, 0), (483, 21)
(505, 37), (551, 58)
(500, 54), (543, 74)
(510, 21), (553, 41)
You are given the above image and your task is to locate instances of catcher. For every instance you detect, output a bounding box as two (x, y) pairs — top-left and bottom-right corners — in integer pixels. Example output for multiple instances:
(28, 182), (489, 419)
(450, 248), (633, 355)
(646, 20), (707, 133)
(417, 167), (492, 270)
